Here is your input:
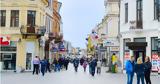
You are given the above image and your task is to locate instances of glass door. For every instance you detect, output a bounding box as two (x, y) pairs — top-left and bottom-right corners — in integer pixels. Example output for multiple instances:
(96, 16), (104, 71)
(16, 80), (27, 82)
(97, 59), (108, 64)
(26, 53), (32, 70)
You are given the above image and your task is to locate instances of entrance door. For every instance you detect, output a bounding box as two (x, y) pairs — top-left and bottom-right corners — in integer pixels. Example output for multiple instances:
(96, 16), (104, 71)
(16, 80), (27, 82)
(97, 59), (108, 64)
(134, 50), (146, 62)
(26, 53), (32, 70)
(26, 42), (35, 71)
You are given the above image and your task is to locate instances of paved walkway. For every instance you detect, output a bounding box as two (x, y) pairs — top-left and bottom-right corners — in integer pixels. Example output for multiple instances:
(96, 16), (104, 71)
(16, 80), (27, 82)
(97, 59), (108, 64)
(1, 63), (160, 84)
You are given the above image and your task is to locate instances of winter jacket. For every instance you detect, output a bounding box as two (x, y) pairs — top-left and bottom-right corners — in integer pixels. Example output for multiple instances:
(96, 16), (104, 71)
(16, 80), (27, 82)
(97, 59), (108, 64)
(144, 61), (152, 73)
(135, 63), (145, 76)
(73, 58), (79, 67)
(125, 60), (133, 74)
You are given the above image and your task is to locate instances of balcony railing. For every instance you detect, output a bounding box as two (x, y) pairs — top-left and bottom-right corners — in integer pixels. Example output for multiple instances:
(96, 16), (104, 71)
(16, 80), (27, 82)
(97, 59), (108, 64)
(129, 20), (143, 30)
(20, 25), (46, 38)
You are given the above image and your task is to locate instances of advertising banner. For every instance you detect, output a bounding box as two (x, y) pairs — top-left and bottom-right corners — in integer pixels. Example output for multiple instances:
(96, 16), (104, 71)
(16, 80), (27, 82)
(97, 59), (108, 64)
(152, 54), (159, 71)
(0, 35), (10, 46)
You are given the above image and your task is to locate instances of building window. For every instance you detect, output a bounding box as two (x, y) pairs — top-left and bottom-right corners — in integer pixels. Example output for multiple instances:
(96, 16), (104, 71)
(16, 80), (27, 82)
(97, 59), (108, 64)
(125, 3), (128, 23)
(154, 0), (160, 21)
(134, 37), (146, 42)
(10, 10), (19, 27)
(151, 37), (158, 51)
(151, 37), (159, 60)
(27, 11), (36, 26)
(136, 0), (143, 28)
(48, 0), (52, 9)
(0, 10), (6, 27)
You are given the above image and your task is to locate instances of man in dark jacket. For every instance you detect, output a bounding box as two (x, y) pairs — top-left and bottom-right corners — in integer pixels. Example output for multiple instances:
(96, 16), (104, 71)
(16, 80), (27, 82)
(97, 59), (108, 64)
(40, 59), (47, 76)
(90, 58), (97, 76)
(73, 57), (79, 72)
(64, 58), (69, 70)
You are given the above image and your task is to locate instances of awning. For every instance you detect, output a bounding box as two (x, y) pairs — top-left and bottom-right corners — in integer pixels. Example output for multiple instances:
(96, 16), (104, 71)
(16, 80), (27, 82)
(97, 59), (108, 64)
(126, 42), (147, 50)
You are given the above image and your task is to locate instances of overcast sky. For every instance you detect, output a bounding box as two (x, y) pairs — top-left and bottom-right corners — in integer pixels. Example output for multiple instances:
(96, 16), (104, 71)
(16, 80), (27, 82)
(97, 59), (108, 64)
(59, 0), (105, 49)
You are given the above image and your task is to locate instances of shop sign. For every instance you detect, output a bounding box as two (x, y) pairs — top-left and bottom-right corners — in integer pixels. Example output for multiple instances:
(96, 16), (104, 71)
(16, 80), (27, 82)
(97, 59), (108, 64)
(10, 41), (17, 47)
(103, 38), (119, 47)
(152, 54), (159, 71)
(50, 47), (58, 53)
(0, 36), (10, 46)
(110, 47), (120, 51)
(59, 42), (65, 51)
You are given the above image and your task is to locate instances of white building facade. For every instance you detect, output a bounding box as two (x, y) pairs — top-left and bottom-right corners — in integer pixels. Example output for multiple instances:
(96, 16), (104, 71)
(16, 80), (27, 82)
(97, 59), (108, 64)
(120, 0), (160, 71)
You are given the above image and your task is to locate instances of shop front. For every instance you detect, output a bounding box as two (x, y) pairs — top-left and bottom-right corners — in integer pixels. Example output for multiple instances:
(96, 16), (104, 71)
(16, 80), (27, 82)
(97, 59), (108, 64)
(126, 42), (147, 62)
(0, 36), (17, 71)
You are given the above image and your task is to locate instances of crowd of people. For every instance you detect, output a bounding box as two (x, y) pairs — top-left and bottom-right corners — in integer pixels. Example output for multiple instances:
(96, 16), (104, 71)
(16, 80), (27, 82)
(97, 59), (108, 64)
(126, 56), (152, 84)
(32, 54), (154, 84)
(32, 56), (70, 76)
(32, 55), (103, 77)
(73, 56), (102, 76)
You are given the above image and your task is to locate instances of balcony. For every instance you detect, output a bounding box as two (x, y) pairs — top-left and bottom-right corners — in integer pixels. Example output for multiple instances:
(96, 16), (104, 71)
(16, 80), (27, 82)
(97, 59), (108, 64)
(129, 20), (143, 31)
(49, 32), (63, 43)
(49, 32), (57, 41)
(55, 34), (63, 43)
(20, 25), (46, 39)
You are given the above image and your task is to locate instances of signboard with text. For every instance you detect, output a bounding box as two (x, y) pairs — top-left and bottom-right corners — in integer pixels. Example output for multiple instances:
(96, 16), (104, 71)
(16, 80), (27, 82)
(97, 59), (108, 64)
(0, 35), (10, 46)
(152, 54), (159, 71)
(103, 38), (119, 47)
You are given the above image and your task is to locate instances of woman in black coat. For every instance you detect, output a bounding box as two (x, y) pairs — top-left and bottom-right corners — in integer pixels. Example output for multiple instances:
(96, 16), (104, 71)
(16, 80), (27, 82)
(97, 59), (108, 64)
(135, 57), (145, 84)
(144, 56), (152, 84)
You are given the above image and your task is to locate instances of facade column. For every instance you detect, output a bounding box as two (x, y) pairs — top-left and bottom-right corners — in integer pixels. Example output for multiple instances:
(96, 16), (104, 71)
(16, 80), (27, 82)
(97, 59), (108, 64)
(146, 37), (151, 57)
(6, 10), (10, 27)
(16, 39), (26, 71)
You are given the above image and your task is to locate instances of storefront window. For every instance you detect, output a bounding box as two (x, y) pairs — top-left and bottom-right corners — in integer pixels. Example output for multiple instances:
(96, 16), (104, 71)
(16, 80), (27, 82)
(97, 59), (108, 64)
(1, 53), (16, 70)
(0, 43), (17, 70)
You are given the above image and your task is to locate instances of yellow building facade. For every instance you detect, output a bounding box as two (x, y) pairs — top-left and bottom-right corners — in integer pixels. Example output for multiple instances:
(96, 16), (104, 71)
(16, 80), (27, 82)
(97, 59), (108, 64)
(0, 0), (50, 71)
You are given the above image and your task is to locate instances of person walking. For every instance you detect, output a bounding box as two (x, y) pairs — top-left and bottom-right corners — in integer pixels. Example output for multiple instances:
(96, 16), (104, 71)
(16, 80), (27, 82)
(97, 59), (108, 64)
(80, 57), (85, 66)
(90, 58), (97, 76)
(40, 58), (47, 76)
(144, 56), (152, 84)
(58, 57), (62, 70)
(83, 60), (87, 72)
(45, 58), (51, 73)
(73, 57), (79, 72)
(135, 57), (145, 84)
(64, 58), (69, 70)
(33, 56), (40, 75)
(102, 58), (106, 67)
(125, 56), (135, 84)
(97, 60), (102, 74)
(89, 57), (93, 74)
(54, 58), (60, 72)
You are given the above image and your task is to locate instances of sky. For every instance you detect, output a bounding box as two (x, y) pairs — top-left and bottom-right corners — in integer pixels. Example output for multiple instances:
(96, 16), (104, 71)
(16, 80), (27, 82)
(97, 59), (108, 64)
(59, 0), (105, 49)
